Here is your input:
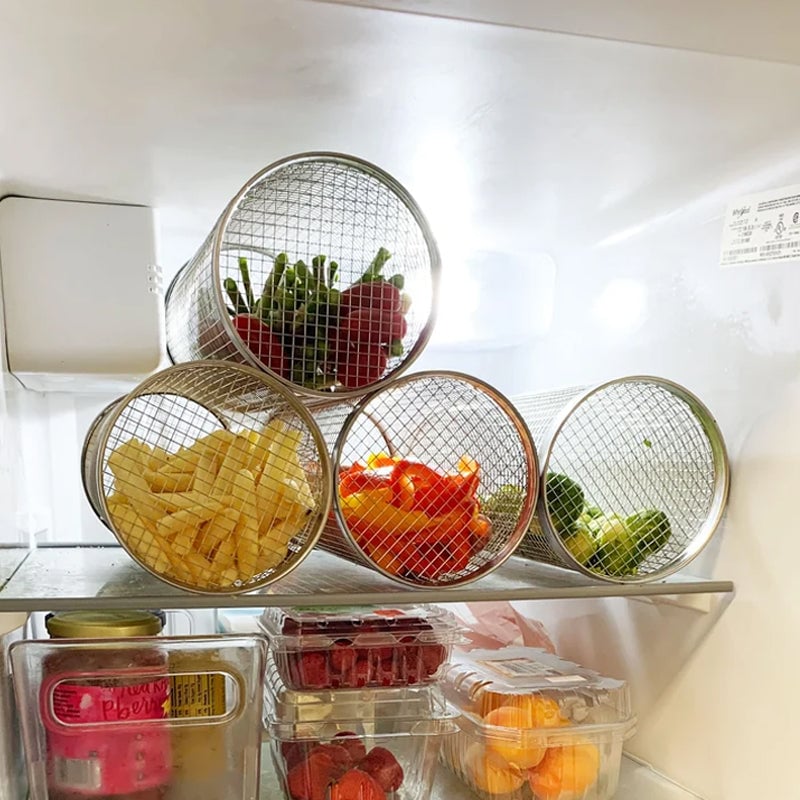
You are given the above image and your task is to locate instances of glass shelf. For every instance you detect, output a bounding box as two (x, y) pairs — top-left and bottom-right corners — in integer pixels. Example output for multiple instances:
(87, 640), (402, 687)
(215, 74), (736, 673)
(0, 545), (733, 611)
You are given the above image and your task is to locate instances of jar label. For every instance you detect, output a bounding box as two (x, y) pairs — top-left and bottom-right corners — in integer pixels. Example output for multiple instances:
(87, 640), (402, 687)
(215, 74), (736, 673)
(47, 679), (171, 795)
(170, 673), (226, 718)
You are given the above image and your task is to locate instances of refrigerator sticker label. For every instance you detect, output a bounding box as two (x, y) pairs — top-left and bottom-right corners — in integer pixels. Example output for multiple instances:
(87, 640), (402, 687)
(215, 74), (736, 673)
(476, 658), (585, 682)
(720, 184), (800, 267)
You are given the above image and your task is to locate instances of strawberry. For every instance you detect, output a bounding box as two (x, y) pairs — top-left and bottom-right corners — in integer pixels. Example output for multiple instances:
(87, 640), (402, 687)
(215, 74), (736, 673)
(332, 733), (367, 764)
(330, 641), (356, 674)
(232, 314), (288, 377)
(358, 748), (404, 793)
(330, 769), (387, 800)
(340, 282), (402, 317)
(309, 744), (352, 776)
(336, 344), (388, 390)
(287, 751), (337, 800)
(282, 740), (319, 770)
(340, 308), (406, 347)
(420, 643), (447, 677)
(298, 651), (330, 689)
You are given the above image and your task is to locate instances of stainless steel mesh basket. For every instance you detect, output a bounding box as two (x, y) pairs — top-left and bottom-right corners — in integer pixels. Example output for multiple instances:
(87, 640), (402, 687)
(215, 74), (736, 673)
(165, 152), (439, 397)
(310, 371), (539, 588)
(81, 361), (332, 594)
(512, 376), (730, 583)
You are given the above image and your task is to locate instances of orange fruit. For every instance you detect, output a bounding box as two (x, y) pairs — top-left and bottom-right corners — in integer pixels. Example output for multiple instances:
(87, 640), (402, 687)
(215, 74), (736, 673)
(528, 741), (600, 800)
(482, 698), (566, 770)
(464, 743), (525, 795)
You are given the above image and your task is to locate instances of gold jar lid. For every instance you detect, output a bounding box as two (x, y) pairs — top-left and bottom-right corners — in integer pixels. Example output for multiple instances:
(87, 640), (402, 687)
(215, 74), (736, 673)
(46, 611), (163, 639)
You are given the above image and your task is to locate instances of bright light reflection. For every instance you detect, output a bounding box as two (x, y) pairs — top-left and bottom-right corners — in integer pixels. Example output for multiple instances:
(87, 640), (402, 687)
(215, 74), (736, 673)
(592, 279), (647, 333)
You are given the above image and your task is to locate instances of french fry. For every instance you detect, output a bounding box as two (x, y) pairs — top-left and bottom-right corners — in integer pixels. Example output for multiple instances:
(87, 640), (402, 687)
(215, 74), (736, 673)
(155, 500), (225, 539)
(145, 468), (194, 493)
(192, 453), (219, 495)
(210, 533), (237, 571)
(110, 504), (155, 546)
(220, 566), (239, 586)
(212, 435), (252, 496)
(166, 430), (235, 473)
(151, 491), (231, 515)
(147, 446), (171, 472)
(108, 439), (151, 474)
(197, 506), (239, 556)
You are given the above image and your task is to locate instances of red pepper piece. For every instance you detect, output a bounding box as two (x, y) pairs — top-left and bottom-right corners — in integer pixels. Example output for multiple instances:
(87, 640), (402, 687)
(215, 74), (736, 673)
(339, 470), (391, 498)
(232, 314), (288, 377)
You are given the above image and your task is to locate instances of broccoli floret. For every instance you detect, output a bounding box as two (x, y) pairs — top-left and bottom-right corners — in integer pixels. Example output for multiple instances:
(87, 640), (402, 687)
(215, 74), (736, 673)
(589, 509), (672, 577)
(563, 521), (598, 565)
(545, 472), (585, 535)
(625, 509), (672, 556)
(482, 485), (525, 517)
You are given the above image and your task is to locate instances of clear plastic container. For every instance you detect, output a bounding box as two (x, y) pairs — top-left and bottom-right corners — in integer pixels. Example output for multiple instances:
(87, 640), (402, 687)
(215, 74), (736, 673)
(11, 636), (266, 800)
(440, 647), (636, 800)
(259, 605), (462, 690)
(264, 659), (457, 800)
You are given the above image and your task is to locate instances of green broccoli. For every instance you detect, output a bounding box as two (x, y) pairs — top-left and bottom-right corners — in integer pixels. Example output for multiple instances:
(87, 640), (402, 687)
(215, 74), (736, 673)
(563, 521), (598, 564)
(625, 509), (672, 556)
(589, 509), (672, 577)
(482, 485), (525, 517)
(545, 472), (585, 535)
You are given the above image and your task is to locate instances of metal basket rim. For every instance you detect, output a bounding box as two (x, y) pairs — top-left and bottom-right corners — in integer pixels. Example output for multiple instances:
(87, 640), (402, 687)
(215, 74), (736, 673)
(536, 374), (730, 584)
(198, 150), (442, 399)
(84, 359), (334, 595)
(329, 369), (540, 588)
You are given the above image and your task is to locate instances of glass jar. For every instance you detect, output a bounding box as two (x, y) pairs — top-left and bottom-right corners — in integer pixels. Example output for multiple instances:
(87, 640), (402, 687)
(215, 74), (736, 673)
(41, 612), (171, 800)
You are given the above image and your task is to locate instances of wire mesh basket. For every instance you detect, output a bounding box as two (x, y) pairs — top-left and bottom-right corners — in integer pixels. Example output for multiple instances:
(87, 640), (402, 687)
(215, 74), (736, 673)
(512, 376), (730, 583)
(165, 152), (440, 397)
(81, 361), (332, 594)
(309, 371), (539, 588)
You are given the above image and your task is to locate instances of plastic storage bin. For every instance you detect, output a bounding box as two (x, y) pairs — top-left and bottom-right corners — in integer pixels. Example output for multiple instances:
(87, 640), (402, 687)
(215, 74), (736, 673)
(259, 605), (462, 690)
(11, 635), (266, 800)
(264, 658), (457, 800)
(440, 647), (635, 800)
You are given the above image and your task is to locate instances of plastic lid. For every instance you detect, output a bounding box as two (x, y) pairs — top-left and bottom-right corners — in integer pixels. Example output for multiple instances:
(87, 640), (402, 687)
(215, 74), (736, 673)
(259, 604), (462, 648)
(46, 610), (163, 639)
(441, 647), (634, 732)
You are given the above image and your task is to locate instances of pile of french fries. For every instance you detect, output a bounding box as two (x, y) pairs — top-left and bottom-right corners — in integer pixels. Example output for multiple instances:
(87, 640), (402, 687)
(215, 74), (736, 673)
(106, 419), (317, 590)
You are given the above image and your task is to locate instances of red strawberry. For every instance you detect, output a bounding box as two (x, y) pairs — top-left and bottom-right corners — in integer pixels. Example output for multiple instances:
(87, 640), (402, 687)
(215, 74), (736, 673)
(282, 740), (319, 770)
(232, 314), (288, 377)
(340, 282), (402, 317)
(287, 751), (337, 800)
(358, 748), (404, 793)
(298, 651), (330, 689)
(332, 733), (367, 763)
(330, 641), (356, 674)
(330, 769), (386, 800)
(340, 308), (406, 346)
(309, 744), (352, 776)
(336, 344), (388, 390)
(420, 643), (447, 677)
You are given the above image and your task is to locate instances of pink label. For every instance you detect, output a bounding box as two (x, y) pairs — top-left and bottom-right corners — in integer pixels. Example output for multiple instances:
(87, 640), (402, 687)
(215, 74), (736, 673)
(44, 679), (172, 796)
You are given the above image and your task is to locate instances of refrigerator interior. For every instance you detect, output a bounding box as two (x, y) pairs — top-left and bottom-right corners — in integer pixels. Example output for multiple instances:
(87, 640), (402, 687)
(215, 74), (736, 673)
(1, 1), (799, 797)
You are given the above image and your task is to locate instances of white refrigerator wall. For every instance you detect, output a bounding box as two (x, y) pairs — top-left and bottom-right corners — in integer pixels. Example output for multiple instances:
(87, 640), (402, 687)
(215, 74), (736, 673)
(2, 2), (800, 797)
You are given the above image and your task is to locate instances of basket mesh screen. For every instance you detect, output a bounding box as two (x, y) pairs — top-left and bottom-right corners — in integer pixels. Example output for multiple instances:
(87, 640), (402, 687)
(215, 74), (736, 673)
(514, 380), (723, 581)
(313, 374), (537, 587)
(165, 156), (437, 395)
(83, 363), (329, 593)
